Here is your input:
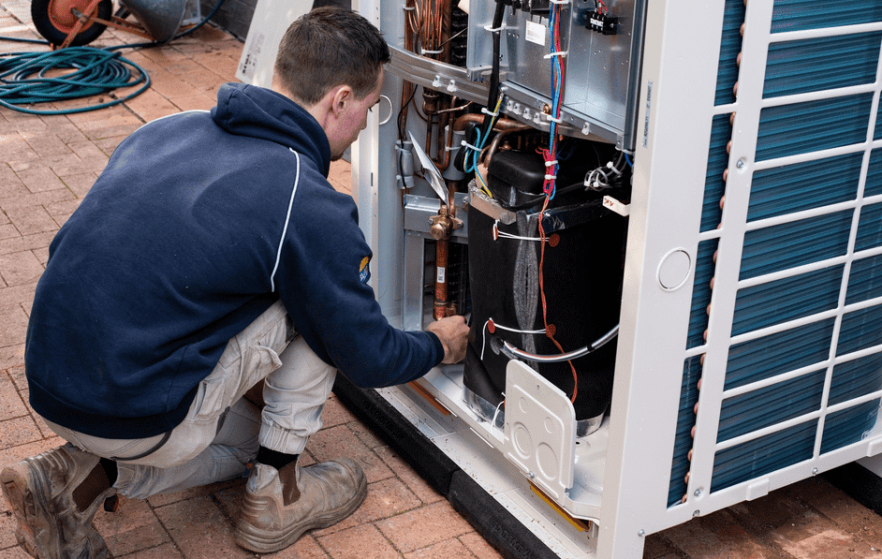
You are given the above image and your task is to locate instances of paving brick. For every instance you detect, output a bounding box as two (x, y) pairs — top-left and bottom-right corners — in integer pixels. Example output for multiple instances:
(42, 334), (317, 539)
(318, 524), (401, 559)
(305, 424), (394, 484)
(93, 496), (171, 557)
(0, 372), (28, 421)
(20, 131), (70, 158)
(312, 477), (422, 537)
(43, 153), (88, 178)
(60, 172), (99, 199)
(0, 505), (22, 547)
(0, 190), (74, 213)
(11, 164), (65, 194)
(170, 93), (218, 112)
(0, 305), (28, 352)
(375, 500), (474, 553)
(118, 542), (185, 559)
(45, 198), (81, 227)
(0, 283), (38, 315)
(125, 88), (184, 123)
(794, 478), (882, 550)
(0, 343), (25, 371)
(322, 394), (357, 428)
(261, 534), (329, 559)
(346, 420), (385, 450)
(404, 538), (476, 559)
(0, 546), (34, 559)
(38, 115), (88, 144)
(153, 495), (253, 559)
(0, 251), (43, 287)
(180, 67), (228, 92)
(663, 509), (786, 559)
(0, 415), (42, 450)
(5, 206), (58, 236)
(373, 445), (444, 505)
(149, 69), (203, 99)
(0, 225), (18, 242)
(775, 529), (877, 559)
(460, 532), (504, 559)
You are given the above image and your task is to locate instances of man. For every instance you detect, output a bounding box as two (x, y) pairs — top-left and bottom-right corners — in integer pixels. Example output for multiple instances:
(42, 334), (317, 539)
(2, 7), (469, 559)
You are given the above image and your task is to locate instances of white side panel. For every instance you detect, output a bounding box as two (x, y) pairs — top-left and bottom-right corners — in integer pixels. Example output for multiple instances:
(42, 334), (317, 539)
(235, 0), (313, 86)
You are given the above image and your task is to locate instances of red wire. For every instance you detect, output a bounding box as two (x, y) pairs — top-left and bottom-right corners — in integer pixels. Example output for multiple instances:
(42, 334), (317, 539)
(537, 154), (579, 404)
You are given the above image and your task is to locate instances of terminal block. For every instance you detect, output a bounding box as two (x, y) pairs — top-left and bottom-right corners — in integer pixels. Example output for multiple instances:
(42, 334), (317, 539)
(588, 11), (618, 35)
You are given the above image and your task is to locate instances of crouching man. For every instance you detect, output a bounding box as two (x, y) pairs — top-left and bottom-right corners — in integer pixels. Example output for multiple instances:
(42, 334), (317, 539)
(2, 7), (468, 559)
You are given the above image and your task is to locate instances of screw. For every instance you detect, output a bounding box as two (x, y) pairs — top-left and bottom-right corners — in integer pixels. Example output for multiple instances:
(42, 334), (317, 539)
(693, 510), (700, 517)
(529, 471), (535, 479)
(638, 530), (645, 537)
(812, 467), (819, 475)
(694, 488), (701, 497)
(736, 159), (745, 169)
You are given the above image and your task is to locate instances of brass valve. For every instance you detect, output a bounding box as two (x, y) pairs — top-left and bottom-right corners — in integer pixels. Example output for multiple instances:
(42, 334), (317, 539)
(428, 205), (462, 240)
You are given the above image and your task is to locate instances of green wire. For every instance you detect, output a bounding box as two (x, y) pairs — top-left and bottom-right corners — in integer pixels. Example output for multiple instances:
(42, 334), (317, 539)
(0, 46), (150, 115)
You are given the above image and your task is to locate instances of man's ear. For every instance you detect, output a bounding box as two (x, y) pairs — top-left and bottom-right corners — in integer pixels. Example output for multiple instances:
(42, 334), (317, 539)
(331, 85), (353, 118)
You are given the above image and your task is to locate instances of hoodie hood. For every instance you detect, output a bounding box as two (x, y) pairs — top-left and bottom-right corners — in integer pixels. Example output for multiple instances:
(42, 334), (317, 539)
(211, 83), (331, 177)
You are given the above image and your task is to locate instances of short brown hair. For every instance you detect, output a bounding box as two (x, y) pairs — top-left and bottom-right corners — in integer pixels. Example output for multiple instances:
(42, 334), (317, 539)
(275, 7), (391, 105)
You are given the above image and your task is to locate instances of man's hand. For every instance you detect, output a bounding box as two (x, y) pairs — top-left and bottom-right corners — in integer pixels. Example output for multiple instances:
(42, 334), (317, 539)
(427, 315), (469, 364)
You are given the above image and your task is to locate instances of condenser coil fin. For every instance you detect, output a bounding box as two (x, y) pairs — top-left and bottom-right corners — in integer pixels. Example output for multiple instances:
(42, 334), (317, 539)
(711, 420), (818, 492)
(731, 266), (843, 337)
(771, 0), (882, 33)
(700, 115), (731, 232)
(837, 304), (882, 357)
(829, 353), (882, 406)
(763, 32), (882, 99)
(821, 400), (881, 454)
(755, 93), (873, 161)
(667, 356), (702, 507)
(747, 153), (863, 222)
(856, 203), (882, 251)
(686, 239), (718, 349)
(846, 255), (882, 305)
(865, 150), (882, 196)
(713, 0), (744, 106)
(725, 319), (835, 391)
(717, 370), (826, 443)
(739, 210), (853, 280)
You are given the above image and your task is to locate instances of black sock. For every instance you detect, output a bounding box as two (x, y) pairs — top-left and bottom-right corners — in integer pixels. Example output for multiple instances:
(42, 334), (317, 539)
(255, 446), (299, 471)
(99, 457), (118, 486)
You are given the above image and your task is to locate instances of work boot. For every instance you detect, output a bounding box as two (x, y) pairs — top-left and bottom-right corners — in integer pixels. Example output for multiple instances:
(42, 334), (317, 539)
(235, 458), (367, 553)
(1, 443), (115, 559)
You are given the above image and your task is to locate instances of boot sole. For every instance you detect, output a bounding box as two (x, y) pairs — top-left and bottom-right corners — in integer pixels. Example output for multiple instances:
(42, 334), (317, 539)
(1, 457), (111, 559)
(2, 462), (57, 559)
(235, 474), (368, 553)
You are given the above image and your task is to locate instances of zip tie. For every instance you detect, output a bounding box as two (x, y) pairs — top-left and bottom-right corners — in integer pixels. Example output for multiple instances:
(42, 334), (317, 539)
(461, 139), (481, 152)
(484, 23), (507, 33)
(481, 106), (500, 117)
(420, 47), (443, 55)
(545, 114), (563, 124)
(543, 51), (568, 59)
(544, 174), (557, 181)
(444, 144), (459, 152)
(549, 0), (569, 4)
(545, 160), (559, 167)
(493, 221), (549, 243)
(402, 4), (416, 10)
(489, 317), (546, 335)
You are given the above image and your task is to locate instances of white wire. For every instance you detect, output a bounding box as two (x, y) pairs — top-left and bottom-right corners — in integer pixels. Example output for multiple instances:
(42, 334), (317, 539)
(493, 220), (548, 242)
(481, 318), (546, 361)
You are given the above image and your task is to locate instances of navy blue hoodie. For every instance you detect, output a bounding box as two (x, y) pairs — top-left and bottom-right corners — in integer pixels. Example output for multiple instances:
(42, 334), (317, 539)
(25, 83), (443, 439)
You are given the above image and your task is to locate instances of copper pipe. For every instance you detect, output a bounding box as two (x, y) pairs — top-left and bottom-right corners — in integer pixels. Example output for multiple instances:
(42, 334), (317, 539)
(483, 125), (532, 168)
(433, 235), (449, 320)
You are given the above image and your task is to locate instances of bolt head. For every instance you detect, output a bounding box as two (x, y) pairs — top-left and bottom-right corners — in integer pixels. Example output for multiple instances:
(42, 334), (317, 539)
(736, 159), (745, 169)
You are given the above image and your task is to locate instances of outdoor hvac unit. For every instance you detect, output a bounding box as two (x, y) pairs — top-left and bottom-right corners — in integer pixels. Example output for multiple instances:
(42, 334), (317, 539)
(337, 0), (882, 557)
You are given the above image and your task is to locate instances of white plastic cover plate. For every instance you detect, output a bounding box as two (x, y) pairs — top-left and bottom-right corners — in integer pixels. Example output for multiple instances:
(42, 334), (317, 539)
(503, 360), (576, 500)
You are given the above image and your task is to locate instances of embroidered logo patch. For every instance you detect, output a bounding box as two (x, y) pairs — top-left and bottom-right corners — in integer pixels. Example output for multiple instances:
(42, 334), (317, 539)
(359, 256), (371, 283)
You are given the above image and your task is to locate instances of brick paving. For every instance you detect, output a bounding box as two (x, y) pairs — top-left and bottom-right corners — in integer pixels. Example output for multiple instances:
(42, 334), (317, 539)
(2, 3), (882, 559)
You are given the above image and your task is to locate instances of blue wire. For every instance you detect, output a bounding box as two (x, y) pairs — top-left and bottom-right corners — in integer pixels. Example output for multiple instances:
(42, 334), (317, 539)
(625, 153), (633, 168)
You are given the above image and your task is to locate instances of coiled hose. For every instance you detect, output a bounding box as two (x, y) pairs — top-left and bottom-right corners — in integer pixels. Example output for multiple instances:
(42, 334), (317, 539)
(0, 0), (225, 115)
